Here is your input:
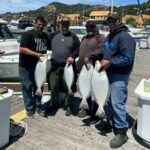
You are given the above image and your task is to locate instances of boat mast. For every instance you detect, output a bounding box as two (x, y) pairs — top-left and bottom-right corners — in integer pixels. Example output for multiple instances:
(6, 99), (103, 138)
(111, 0), (114, 13)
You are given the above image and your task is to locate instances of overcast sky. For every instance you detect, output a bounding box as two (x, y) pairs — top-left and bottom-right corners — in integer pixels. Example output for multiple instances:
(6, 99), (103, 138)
(0, 0), (148, 14)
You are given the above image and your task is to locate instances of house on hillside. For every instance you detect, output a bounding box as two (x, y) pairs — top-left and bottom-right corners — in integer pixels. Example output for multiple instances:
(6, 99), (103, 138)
(57, 13), (83, 25)
(89, 10), (110, 20)
(123, 15), (150, 27)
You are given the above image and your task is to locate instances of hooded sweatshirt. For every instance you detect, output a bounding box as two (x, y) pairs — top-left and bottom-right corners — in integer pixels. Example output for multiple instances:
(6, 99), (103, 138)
(103, 23), (136, 74)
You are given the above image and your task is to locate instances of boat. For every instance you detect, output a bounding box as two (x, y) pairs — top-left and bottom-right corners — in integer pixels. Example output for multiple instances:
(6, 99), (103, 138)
(0, 18), (19, 54)
(0, 51), (51, 82)
(0, 18), (52, 82)
(69, 26), (87, 41)
(7, 16), (33, 33)
(0, 52), (19, 82)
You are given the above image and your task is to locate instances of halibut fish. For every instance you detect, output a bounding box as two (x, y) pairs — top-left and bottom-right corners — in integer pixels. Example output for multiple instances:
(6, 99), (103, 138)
(91, 61), (110, 119)
(34, 55), (48, 96)
(63, 63), (74, 95)
(78, 64), (93, 110)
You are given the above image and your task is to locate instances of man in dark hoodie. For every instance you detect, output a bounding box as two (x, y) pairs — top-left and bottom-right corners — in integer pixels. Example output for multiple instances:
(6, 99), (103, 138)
(48, 18), (80, 116)
(100, 13), (136, 148)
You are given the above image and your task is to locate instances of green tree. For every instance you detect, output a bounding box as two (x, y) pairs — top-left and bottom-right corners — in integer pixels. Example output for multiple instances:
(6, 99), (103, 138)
(126, 17), (137, 27)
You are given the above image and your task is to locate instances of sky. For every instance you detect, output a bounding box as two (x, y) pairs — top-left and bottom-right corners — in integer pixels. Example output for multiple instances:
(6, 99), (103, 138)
(0, 0), (148, 14)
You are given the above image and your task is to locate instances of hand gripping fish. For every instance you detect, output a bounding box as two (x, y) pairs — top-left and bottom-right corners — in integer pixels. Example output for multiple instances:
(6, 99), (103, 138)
(91, 61), (110, 119)
(78, 64), (93, 110)
(63, 63), (74, 95)
(34, 55), (48, 96)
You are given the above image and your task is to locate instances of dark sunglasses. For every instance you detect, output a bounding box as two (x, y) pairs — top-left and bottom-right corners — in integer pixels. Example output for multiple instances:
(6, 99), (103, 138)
(61, 22), (69, 26)
(107, 20), (116, 24)
(86, 25), (95, 28)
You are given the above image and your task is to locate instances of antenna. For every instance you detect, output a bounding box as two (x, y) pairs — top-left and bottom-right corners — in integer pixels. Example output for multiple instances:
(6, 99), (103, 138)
(111, 0), (114, 13)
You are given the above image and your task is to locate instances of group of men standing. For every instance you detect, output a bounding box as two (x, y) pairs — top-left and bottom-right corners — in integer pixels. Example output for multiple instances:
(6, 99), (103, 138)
(19, 13), (136, 148)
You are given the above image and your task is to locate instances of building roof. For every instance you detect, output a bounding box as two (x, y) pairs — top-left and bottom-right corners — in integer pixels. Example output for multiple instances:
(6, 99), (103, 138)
(58, 13), (81, 17)
(89, 11), (110, 17)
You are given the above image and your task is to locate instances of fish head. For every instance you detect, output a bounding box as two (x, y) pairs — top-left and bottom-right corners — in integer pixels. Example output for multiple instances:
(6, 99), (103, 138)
(85, 63), (94, 70)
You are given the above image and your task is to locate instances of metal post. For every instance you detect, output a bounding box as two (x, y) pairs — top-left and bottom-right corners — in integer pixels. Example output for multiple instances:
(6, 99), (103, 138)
(111, 0), (114, 13)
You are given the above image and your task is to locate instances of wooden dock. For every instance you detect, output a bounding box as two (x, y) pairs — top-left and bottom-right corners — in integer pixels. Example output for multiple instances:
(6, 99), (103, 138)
(2, 49), (150, 150)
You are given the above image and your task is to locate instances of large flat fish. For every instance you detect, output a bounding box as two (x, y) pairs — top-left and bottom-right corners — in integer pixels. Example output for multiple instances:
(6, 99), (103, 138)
(34, 56), (48, 96)
(91, 61), (110, 119)
(63, 63), (74, 95)
(78, 64), (93, 110)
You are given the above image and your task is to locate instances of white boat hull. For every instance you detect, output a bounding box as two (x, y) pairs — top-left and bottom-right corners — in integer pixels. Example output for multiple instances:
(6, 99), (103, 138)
(0, 52), (52, 82)
(0, 53), (19, 82)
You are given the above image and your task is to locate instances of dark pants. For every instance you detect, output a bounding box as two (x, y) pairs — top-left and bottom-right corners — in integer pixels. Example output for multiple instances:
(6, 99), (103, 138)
(87, 97), (99, 116)
(48, 66), (74, 108)
(19, 66), (42, 111)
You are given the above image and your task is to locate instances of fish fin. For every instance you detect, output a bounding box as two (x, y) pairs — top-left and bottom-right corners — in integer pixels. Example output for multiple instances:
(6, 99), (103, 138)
(35, 88), (42, 96)
(95, 109), (105, 120)
(68, 89), (73, 95)
(79, 98), (89, 110)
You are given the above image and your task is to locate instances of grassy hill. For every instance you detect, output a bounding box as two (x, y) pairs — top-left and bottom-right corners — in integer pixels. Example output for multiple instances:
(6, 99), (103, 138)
(1, 1), (150, 22)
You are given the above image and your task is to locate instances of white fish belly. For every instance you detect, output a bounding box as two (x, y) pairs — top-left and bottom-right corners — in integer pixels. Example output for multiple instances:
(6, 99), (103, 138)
(63, 64), (74, 94)
(78, 64), (93, 99)
(35, 57), (47, 89)
(91, 61), (110, 115)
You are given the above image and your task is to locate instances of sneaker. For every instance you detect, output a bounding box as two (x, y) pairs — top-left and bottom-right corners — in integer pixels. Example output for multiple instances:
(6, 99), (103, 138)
(36, 107), (44, 117)
(110, 133), (128, 148)
(65, 107), (72, 116)
(88, 116), (100, 125)
(78, 109), (87, 118)
(26, 110), (34, 119)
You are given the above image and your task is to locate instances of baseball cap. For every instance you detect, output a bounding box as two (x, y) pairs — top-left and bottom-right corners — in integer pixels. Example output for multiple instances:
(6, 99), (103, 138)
(60, 18), (70, 25)
(107, 13), (120, 21)
(85, 20), (96, 27)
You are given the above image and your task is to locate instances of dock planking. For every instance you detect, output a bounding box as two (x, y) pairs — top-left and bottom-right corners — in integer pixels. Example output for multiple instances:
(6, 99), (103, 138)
(2, 49), (150, 150)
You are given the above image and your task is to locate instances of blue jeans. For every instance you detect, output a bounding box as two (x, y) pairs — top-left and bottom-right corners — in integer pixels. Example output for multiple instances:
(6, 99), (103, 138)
(104, 72), (130, 129)
(19, 66), (42, 111)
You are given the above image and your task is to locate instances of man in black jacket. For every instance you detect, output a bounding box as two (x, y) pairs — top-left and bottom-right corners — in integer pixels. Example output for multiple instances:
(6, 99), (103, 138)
(101, 13), (136, 148)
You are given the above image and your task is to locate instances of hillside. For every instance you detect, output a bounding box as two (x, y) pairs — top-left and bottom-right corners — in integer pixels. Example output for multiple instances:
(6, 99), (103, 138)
(0, 1), (150, 22)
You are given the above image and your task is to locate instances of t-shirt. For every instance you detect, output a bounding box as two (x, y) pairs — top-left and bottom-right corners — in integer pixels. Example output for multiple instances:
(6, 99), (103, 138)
(19, 29), (50, 68)
(51, 31), (80, 67)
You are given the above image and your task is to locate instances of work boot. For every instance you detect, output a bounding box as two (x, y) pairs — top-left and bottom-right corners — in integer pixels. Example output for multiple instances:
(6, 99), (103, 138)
(110, 133), (128, 148)
(65, 107), (72, 116)
(26, 110), (34, 119)
(36, 107), (44, 117)
(88, 116), (100, 125)
(78, 109), (87, 118)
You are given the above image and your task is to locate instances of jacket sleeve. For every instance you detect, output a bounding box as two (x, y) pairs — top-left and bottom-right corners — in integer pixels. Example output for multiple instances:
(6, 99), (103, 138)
(70, 33), (80, 59)
(110, 33), (135, 67)
(86, 34), (105, 59)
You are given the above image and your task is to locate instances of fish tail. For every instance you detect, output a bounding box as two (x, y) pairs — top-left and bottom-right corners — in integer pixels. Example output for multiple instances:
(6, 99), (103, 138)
(79, 98), (89, 110)
(35, 88), (42, 96)
(95, 108), (105, 120)
(68, 89), (73, 95)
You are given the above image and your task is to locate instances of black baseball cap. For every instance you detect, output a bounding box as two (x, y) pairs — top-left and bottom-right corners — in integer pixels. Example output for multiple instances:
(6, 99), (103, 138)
(107, 13), (120, 21)
(85, 20), (96, 27)
(60, 18), (70, 25)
